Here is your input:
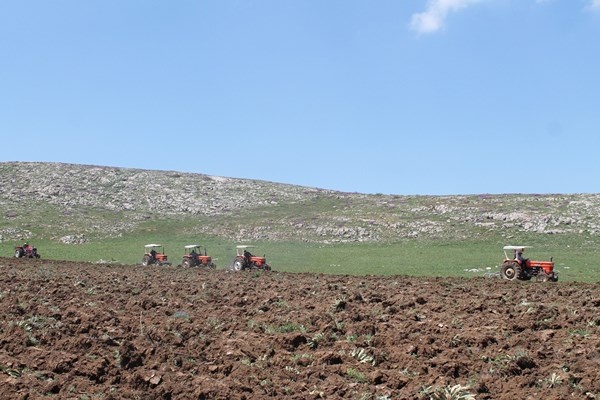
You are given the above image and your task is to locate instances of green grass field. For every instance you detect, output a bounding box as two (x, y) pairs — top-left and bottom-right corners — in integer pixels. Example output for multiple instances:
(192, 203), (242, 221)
(2, 228), (598, 282)
(2, 193), (599, 282)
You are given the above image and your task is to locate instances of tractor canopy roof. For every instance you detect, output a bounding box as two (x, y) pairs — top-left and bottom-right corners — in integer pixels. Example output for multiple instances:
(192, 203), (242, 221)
(236, 245), (258, 256)
(503, 245), (532, 250)
(144, 244), (163, 249)
(503, 245), (532, 259)
(184, 245), (201, 249)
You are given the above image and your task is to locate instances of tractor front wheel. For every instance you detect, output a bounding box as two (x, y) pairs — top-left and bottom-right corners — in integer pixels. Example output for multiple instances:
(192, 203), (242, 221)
(501, 262), (522, 281)
(537, 272), (558, 282)
(536, 272), (551, 282)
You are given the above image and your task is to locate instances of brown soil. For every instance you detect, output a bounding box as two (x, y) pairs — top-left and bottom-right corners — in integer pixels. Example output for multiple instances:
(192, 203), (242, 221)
(1, 257), (599, 400)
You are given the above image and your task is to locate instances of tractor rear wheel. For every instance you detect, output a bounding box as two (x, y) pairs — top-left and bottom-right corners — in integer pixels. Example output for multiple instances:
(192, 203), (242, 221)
(501, 262), (522, 281)
(232, 258), (245, 271)
(15, 249), (22, 258)
(182, 259), (192, 268)
(142, 255), (152, 266)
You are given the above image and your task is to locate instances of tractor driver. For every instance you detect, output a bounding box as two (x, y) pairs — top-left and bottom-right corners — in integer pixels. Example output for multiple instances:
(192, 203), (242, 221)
(514, 248), (526, 266)
(190, 249), (198, 266)
(243, 249), (252, 265)
(150, 248), (157, 262)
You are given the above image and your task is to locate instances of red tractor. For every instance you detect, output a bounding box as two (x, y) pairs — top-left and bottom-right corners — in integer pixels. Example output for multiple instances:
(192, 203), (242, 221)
(229, 245), (271, 271)
(141, 244), (171, 266)
(15, 243), (40, 259)
(500, 245), (558, 282)
(181, 245), (216, 269)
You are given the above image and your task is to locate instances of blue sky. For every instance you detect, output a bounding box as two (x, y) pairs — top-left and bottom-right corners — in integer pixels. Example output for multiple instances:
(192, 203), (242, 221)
(1, 0), (599, 195)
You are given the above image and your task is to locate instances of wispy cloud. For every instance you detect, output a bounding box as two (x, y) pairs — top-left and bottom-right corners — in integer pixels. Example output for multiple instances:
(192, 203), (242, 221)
(588, 0), (600, 11)
(410, 0), (481, 34)
(535, 0), (600, 11)
(410, 0), (600, 35)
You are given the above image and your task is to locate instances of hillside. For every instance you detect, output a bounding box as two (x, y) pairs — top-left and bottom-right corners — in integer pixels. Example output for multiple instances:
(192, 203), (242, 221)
(1, 162), (599, 246)
(1, 164), (600, 399)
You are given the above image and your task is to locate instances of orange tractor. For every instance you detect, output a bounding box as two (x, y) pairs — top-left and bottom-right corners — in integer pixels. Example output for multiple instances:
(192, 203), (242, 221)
(15, 243), (40, 259)
(229, 245), (271, 271)
(500, 245), (558, 282)
(181, 245), (216, 269)
(141, 244), (171, 266)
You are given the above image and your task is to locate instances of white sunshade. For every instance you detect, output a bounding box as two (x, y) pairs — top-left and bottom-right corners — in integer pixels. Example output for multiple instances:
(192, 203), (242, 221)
(236, 245), (255, 249)
(144, 244), (162, 248)
(184, 245), (201, 249)
(503, 245), (532, 250)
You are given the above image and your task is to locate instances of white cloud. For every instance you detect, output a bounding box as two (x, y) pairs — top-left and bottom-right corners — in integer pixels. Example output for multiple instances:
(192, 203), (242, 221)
(588, 0), (600, 11)
(409, 0), (599, 35)
(410, 0), (481, 34)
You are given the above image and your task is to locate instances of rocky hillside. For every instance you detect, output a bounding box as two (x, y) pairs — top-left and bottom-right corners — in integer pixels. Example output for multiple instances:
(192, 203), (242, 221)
(1, 162), (599, 244)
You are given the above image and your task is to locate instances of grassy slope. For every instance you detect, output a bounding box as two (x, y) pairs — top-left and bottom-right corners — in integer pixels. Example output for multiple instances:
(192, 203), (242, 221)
(1, 163), (599, 281)
(2, 213), (598, 282)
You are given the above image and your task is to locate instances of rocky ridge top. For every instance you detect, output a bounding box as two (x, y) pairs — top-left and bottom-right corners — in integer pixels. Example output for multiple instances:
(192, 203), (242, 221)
(1, 162), (599, 243)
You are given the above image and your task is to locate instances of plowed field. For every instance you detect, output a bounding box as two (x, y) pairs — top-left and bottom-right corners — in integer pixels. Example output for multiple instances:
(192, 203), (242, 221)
(1, 257), (599, 399)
